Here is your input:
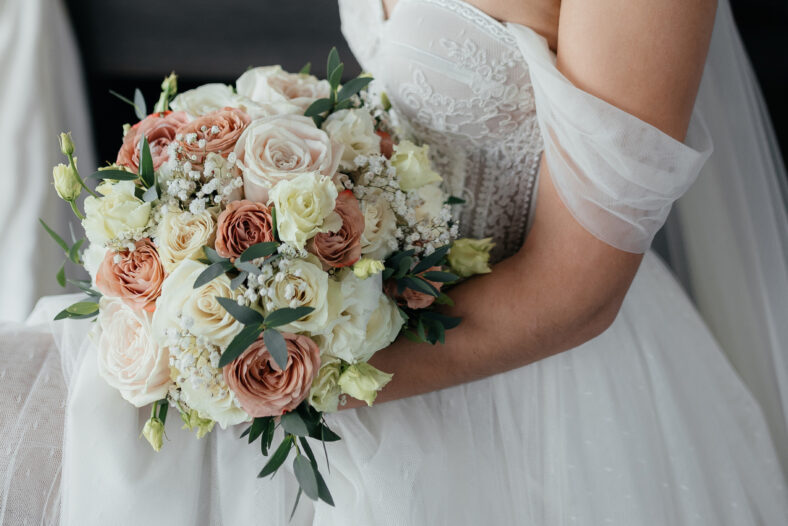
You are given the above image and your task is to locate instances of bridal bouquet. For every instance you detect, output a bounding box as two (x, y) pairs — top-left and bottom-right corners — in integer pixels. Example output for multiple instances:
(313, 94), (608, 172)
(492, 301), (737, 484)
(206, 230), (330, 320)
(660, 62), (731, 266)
(44, 48), (493, 510)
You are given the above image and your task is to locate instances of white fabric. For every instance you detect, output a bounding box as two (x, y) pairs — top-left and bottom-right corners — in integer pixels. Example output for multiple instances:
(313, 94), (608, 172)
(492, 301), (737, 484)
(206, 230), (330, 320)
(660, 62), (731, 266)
(2, 0), (788, 524)
(0, 0), (95, 323)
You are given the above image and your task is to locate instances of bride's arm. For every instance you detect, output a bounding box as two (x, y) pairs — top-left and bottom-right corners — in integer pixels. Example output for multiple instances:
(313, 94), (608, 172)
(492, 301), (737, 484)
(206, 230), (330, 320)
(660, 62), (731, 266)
(350, 0), (716, 407)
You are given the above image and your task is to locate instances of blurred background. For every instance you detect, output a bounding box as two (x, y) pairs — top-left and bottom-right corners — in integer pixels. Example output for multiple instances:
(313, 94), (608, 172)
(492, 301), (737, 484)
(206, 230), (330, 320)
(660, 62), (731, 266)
(1, 0), (786, 321)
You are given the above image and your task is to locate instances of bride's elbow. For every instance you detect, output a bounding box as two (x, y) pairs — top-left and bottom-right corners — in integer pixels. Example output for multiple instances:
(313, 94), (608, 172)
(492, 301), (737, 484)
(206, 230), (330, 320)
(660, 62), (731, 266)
(556, 289), (627, 351)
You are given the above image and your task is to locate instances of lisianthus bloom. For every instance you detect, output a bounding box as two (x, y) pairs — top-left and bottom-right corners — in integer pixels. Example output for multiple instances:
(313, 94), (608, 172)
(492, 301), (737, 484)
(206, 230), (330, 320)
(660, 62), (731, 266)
(448, 238), (495, 278)
(390, 140), (442, 192)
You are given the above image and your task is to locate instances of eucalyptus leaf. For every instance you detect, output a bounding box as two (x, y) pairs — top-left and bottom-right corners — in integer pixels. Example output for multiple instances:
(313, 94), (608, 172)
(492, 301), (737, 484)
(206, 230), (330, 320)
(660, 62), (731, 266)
(239, 241), (278, 262)
(234, 261), (262, 276)
(216, 296), (263, 325)
(218, 324), (262, 367)
(445, 195), (466, 205)
(435, 293), (455, 307)
(420, 311), (462, 330)
(299, 437), (317, 468)
(309, 423), (341, 442)
(88, 169), (139, 181)
(395, 256), (413, 279)
(403, 330), (425, 343)
(108, 89), (137, 110)
(289, 488), (303, 521)
(248, 417), (269, 444)
(280, 411), (309, 437)
(421, 270), (459, 283)
(258, 435), (292, 478)
(326, 48), (340, 82)
(260, 417), (275, 456)
(304, 98), (333, 117)
(328, 63), (344, 91)
(315, 468), (335, 506)
(203, 246), (227, 264)
(67, 239), (84, 264)
(193, 261), (233, 289)
(293, 455), (319, 500)
(263, 328), (289, 370)
(334, 99), (354, 111)
(337, 76), (373, 102)
(230, 271), (248, 291)
(263, 306), (314, 328)
(299, 61), (312, 75)
(142, 184), (158, 203)
(56, 263), (66, 288)
(416, 318), (426, 341)
(133, 88), (147, 120)
(402, 276), (440, 297)
(39, 219), (68, 252)
(138, 136), (155, 188)
(67, 279), (101, 297)
(412, 244), (451, 274)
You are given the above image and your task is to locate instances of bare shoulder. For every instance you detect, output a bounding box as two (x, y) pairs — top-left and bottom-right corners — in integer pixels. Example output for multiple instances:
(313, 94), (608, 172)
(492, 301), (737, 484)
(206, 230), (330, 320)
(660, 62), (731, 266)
(467, 0), (561, 48)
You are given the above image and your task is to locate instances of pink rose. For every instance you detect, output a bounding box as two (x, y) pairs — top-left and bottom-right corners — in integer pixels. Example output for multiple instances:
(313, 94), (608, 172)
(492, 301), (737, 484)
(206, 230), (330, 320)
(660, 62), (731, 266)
(214, 200), (275, 260)
(308, 190), (364, 268)
(385, 266), (444, 310)
(176, 107), (251, 168)
(116, 111), (189, 172)
(96, 238), (165, 313)
(224, 332), (320, 417)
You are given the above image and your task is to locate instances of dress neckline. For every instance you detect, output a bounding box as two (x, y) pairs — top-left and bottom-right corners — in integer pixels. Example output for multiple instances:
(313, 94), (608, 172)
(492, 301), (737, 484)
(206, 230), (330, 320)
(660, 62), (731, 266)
(381, 0), (507, 28)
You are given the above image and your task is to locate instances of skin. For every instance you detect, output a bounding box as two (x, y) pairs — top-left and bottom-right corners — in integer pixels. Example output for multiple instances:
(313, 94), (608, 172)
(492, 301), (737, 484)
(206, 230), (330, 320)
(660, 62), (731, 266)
(353, 0), (717, 409)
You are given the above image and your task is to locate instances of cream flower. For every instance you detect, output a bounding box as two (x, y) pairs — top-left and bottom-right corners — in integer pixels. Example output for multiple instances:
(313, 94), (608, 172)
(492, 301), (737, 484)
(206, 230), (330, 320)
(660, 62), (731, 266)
(338, 362), (393, 406)
(322, 109), (381, 171)
(177, 360), (250, 429)
(152, 260), (243, 350)
(262, 255), (341, 335)
(359, 293), (404, 362)
(235, 114), (343, 202)
(82, 181), (151, 246)
(390, 140), (442, 192)
(96, 297), (171, 407)
(448, 238), (495, 278)
(83, 242), (107, 285)
(413, 183), (446, 223)
(309, 355), (342, 413)
(155, 209), (216, 272)
(269, 172), (342, 250)
(236, 66), (330, 114)
(352, 258), (385, 280)
(170, 83), (271, 119)
(360, 188), (397, 260)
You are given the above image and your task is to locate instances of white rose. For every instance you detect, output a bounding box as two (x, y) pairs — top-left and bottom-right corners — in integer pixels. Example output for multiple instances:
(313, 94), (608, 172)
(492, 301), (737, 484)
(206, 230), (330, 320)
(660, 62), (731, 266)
(269, 172), (342, 250)
(262, 255), (341, 335)
(322, 109), (381, 170)
(82, 181), (151, 245)
(360, 188), (398, 260)
(235, 114), (343, 203)
(152, 260), (243, 350)
(390, 140), (442, 192)
(96, 297), (171, 407)
(309, 355), (342, 413)
(155, 209), (216, 273)
(236, 66), (330, 114)
(359, 293), (404, 362)
(83, 242), (107, 285)
(413, 183), (446, 223)
(170, 83), (271, 119)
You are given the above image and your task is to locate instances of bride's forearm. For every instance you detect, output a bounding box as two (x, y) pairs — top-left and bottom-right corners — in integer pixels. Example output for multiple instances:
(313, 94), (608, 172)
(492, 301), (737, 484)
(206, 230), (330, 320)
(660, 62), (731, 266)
(345, 172), (643, 408)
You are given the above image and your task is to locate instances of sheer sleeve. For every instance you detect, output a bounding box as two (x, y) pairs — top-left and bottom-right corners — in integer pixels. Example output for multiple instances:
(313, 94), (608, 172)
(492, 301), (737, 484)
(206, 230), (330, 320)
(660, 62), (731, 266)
(506, 23), (713, 253)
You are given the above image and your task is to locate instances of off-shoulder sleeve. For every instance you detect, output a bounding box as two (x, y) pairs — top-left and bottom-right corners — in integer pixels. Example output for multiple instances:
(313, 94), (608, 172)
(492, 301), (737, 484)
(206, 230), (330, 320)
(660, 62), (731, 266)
(506, 23), (713, 253)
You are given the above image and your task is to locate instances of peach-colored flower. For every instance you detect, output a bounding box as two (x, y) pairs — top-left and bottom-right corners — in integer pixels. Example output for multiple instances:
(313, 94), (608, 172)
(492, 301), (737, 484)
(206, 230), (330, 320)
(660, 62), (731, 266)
(96, 238), (165, 313)
(214, 200), (275, 260)
(308, 190), (364, 268)
(116, 111), (189, 172)
(224, 332), (321, 417)
(176, 107), (250, 168)
(385, 266), (443, 310)
(376, 130), (394, 159)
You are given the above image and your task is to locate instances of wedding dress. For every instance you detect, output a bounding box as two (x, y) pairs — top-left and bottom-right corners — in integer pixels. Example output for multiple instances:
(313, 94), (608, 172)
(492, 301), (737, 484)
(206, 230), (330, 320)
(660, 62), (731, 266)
(3, 0), (788, 524)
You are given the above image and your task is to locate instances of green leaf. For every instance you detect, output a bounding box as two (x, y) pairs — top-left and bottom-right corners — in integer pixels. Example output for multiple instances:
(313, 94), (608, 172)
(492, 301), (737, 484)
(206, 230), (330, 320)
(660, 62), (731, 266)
(293, 455), (319, 500)
(395, 256), (413, 279)
(239, 425), (252, 439)
(299, 61), (312, 75)
(138, 136), (155, 188)
(403, 330), (425, 343)
(158, 399), (169, 423)
(216, 296), (263, 325)
(260, 417), (276, 456)
(416, 318), (426, 341)
(337, 76), (373, 102)
(248, 417), (270, 444)
(334, 99), (354, 111)
(412, 244), (451, 275)
(326, 47), (340, 83)
(88, 169), (139, 181)
(56, 263), (66, 288)
(402, 276), (440, 297)
(328, 63), (344, 91)
(234, 261), (262, 275)
(280, 411), (309, 437)
(381, 267), (395, 280)
(67, 239), (84, 264)
(230, 271), (248, 291)
(108, 89), (137, 111)
(263, 328), (289, 370)
(304, 98), (333, 118)
(420, 311), (462, 330)
(434, 293), (455, 307)
(289, 487), (303, 521)
(203, 246), (227, 264)
(258, 435), (293, 478)
(445, 195), (466, 205)
(299, 437), (317, 467)
(142, 184), (158, 203)
(133, 88), (147, 120)
(271, 206), (278, 240)
(239, 241), (278, 262)
(39, 219), (68, 252)
(263, 306), (315, 328)
(315, 468), (335, 506)
(67, 279), (102, 297)
(54, 301), (99, 320)
(193, 261), (233, 289)
(421, 270), (459, 283)
(218, 324), (263, 367)
(309, 423), (341, 442)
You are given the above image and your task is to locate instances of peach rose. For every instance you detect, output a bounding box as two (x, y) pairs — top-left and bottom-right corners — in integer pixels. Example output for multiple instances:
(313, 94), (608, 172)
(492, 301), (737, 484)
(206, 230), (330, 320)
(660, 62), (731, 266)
(176, 107), (250, 168)
(214, 200), (275, 260)
(385, 266), (444, 310)
(224, 332), (321, 417)
(308, 190), (364, 268)
(96, 238), (165, 313)
(116, 111), (189, 172)
(376, 130), (394, 159)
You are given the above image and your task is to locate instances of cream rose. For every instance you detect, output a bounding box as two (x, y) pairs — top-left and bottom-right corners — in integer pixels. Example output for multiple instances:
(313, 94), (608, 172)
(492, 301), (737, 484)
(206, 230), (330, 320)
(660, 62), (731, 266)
(323, 109), (381, 171)
(152, 260), (243, 349)
(83, 242), (107, 285)
(236, 66), (330, 114)
(155, 209), (216, 272)
(96, 297), (171, 407)
(269, 172), (342, 250)
(309, 356), (342, 413)
(360, 188), (398, 260)
(170, 83), (270, 119)
(359, 293), (404, 362)
(262, 255), (341, 335)
(82, 181), (151, 245)
(235, 114), (343, 203)
(390, 140), (442, 192)
(413, 183), (446, 223)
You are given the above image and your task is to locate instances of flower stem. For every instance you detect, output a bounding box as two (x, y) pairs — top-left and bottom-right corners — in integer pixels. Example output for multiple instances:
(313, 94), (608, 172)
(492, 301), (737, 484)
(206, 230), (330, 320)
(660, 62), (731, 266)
(67, 153), (99, 198)
(69, 200), (84, 220)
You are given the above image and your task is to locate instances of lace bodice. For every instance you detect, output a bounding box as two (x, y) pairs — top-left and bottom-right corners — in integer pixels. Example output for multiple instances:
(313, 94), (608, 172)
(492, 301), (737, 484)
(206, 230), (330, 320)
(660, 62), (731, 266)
(338, 0), (543, 260)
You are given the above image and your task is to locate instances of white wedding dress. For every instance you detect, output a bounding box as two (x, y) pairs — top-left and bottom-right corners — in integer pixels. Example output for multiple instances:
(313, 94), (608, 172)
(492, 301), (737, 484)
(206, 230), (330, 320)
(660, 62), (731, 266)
(3, 0), (788, 524)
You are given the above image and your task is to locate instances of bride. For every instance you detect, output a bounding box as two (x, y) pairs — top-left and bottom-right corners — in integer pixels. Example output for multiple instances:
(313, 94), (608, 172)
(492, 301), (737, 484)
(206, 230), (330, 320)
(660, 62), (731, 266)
(4, 0), (788, 524)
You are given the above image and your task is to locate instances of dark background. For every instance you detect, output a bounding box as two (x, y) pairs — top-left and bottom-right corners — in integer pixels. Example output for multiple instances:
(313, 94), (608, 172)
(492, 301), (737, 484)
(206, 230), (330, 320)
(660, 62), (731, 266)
(64, 0), (788, 168)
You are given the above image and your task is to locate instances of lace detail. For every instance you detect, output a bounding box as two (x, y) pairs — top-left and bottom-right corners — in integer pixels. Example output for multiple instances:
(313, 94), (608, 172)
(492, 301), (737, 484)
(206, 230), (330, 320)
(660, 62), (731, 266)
(339, 0), (544, 260)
